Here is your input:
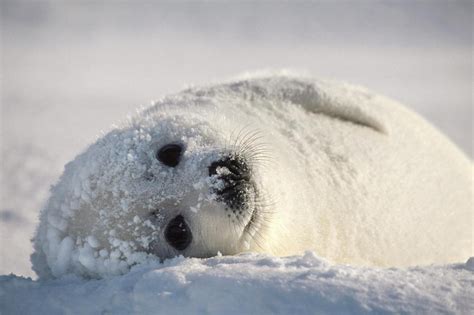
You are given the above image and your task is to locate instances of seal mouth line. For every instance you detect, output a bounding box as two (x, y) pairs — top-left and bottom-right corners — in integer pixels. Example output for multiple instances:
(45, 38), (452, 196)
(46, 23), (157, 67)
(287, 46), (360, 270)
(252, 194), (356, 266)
(243, 206), (258, 236)
(241, 184), (260, 241)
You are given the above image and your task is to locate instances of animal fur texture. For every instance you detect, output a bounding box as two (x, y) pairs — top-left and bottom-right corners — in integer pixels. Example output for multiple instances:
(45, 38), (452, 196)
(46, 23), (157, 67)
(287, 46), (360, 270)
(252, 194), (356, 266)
(32, 74), (472, 279)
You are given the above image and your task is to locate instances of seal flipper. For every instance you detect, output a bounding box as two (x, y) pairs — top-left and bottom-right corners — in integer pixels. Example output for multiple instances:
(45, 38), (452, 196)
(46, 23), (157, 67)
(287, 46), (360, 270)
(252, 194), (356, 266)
(245, 76), (389, 134)
(283, 80), (388, 134)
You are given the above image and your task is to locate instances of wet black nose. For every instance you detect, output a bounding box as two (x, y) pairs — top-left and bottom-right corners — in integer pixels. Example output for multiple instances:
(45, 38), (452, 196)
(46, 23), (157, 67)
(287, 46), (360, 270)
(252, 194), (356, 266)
(208, 155), (250, 180)
(208, 155), (251, 210)
(165, 215), (192, 251)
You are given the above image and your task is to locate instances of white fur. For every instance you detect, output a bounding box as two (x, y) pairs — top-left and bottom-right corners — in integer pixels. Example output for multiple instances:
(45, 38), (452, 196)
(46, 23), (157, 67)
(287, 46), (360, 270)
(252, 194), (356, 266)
(32, 74), (472, 279)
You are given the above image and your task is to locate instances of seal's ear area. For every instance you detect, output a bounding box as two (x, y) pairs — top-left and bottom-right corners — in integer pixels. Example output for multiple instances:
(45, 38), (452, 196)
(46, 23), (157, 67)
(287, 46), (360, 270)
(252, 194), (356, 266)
(278, 79), (389, 134)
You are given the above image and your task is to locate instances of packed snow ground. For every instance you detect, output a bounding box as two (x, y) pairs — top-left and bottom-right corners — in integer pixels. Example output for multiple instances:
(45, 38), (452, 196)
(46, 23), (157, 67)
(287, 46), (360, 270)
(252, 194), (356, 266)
(2, 253), (474, 314)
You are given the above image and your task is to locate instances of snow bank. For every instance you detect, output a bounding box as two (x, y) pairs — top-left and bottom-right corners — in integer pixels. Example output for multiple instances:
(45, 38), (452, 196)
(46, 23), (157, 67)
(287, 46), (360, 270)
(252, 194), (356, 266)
(1, 253), (473, 314)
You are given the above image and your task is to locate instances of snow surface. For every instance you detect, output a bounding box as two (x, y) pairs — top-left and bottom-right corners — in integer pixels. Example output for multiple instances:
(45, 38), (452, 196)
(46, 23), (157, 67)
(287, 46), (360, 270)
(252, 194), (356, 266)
(2, 253), (474, 314)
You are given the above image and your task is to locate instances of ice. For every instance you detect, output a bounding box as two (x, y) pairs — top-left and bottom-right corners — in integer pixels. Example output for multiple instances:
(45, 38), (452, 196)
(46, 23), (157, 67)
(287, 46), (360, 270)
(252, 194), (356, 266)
(1, 254), (473, 314)
(53, 237), (73, 276)
(86, 236), (100, 249)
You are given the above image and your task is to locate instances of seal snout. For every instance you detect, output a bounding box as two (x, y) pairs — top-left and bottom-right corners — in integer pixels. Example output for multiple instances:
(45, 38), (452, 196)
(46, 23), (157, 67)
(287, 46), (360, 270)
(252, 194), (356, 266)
(165, 215), (192, 251)
(208, 155), (251, 210)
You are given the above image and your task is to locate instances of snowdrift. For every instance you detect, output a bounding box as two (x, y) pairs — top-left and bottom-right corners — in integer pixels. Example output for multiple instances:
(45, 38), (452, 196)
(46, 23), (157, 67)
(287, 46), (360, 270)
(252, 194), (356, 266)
(2, 252), (473, 314)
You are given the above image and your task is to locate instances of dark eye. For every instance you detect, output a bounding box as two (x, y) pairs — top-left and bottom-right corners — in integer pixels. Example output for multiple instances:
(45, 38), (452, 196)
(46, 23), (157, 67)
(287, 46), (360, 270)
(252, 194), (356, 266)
(156, 144), (182, 167)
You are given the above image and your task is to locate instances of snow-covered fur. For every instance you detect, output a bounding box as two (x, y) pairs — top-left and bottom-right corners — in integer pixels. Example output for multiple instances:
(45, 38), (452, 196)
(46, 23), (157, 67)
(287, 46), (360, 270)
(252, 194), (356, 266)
(32, 74), (472, 279)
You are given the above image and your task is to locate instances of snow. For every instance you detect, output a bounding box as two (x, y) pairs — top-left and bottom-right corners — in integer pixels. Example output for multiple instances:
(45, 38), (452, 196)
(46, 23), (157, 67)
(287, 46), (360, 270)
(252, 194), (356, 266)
(1, 253), (473, 314)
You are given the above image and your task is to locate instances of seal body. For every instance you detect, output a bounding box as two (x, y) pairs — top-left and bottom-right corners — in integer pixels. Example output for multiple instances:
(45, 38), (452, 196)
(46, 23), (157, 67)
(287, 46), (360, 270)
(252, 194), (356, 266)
(32, 75), (472, 278)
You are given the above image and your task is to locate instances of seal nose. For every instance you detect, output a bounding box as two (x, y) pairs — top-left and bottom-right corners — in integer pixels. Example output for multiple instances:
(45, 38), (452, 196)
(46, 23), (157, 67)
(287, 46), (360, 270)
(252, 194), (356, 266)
(208, 155), (251, 210)
(208, 156), (250, 180)
(165, 215), (192, 251)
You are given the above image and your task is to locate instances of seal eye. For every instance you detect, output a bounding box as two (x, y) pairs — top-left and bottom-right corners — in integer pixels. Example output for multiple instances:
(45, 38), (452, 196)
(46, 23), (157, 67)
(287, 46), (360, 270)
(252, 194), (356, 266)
(157, 144), (182, 167)
(165, 215), (192, 251)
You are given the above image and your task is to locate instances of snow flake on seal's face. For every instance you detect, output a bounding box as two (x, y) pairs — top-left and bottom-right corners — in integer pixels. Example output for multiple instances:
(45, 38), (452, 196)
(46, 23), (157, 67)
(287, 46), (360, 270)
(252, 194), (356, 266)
(42, 112), (263, 278)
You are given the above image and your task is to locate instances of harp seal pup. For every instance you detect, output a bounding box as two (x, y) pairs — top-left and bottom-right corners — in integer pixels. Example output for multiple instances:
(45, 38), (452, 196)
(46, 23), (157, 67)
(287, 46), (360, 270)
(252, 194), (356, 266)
(32, 74), (472, 279)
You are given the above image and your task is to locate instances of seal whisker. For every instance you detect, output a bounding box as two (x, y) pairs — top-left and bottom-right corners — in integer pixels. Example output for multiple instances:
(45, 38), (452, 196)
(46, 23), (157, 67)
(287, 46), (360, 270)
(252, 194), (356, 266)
(231, 125), (252, 152)
(238, 131), (265, 153)
(235, 127), (262, 152)
(228, 127), (274, 170)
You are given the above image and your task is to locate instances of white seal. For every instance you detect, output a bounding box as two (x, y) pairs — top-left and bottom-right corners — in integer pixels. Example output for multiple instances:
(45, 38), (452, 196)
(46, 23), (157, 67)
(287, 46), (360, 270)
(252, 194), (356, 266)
(32, 74), (472, 278)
